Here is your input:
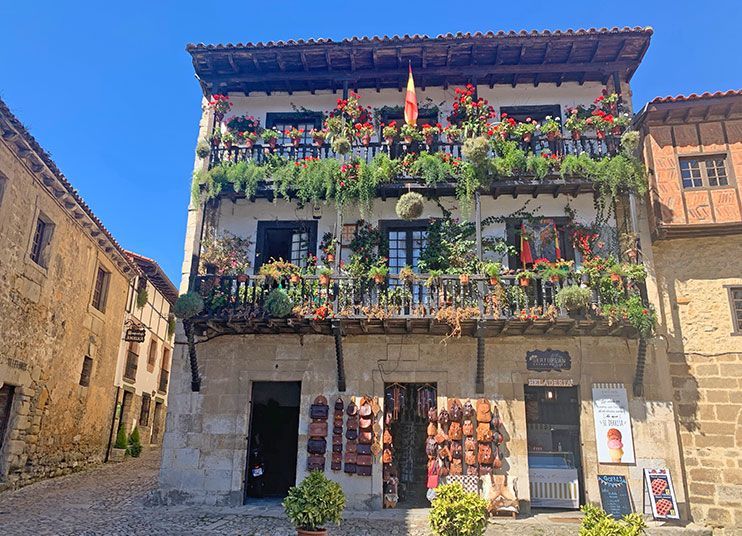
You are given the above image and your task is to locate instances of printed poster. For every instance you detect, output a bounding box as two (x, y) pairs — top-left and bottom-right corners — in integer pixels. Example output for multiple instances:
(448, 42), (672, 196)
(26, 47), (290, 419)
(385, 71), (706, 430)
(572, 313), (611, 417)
(591, 383), (635, 464)
(644, 468), (680, 520)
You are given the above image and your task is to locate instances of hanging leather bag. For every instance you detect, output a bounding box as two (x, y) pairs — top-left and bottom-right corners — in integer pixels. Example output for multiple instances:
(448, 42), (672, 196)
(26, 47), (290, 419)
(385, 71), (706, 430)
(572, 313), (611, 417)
(382, 448), (393, 463)
(426, 460), (439, 489)
(465, 450), (477, 467)
(451, 442), (463, 459)
(450, 459), (463, 476)
(428, 406), (438, 423)
(465, 437), (477, 452)
(449, 399), (463, 422)
(478, 443), (494, 465)
(310, 396), (329, 420)
(309, 421), (327, 437)
(462, 400), (475, 420)
(493, 446), (503, 470)
(462, 419), (474, 437)
(307, 438), (326, 454)
(438, 409), (450, 431)
(426, 437), (438, 458)
(449, 422), (463, 441)
(307, 455), (325, 471)
(477, 423), (493, 443)
(476, 398), (491, 423)
(357, 443), (372, 456)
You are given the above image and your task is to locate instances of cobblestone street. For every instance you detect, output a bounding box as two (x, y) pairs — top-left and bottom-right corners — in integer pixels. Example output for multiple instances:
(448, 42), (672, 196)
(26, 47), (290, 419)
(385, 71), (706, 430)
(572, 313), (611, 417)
(0, 448), (711, 536)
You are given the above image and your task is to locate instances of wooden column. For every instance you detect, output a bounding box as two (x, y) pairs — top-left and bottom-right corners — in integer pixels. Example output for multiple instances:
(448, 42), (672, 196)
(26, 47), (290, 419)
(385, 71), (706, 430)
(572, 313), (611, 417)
(342, 80), (349, 100)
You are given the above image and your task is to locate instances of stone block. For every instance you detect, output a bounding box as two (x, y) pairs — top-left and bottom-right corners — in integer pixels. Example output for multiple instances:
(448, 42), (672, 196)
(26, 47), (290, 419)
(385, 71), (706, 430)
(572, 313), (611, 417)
(173, 448), (199, 469)
(706, 507), (733, 527)
(694, 434), (734, 448)
(203, 469), (232, 492)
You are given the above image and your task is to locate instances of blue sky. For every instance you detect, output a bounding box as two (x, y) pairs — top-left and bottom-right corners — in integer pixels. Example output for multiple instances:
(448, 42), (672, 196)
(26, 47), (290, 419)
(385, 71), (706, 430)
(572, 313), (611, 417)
(1, 1), (740, 285)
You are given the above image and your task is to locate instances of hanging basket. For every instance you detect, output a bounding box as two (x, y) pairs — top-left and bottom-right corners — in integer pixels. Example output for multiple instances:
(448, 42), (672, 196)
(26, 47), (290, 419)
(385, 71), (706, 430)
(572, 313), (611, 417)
(395, 192), (425, 220)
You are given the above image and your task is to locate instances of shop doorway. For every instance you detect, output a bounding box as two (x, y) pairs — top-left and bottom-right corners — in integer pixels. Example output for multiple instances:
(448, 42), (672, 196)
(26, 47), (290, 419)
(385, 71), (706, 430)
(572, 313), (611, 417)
(245, 381), (301, 501)
(525, 385), (585, 509)
(120, 390), (133, 432)
(383, 382), (436, 509)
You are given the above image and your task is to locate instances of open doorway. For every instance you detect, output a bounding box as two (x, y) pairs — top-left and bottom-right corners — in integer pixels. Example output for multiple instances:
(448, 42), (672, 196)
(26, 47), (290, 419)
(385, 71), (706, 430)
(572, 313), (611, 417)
(245, 381), (301, 501)
(525, 385), (584, 509)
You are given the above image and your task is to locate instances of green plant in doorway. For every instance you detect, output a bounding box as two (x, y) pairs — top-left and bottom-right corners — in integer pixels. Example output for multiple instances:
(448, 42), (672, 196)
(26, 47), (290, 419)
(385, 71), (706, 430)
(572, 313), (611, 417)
(127, 426), (142, 458)
(283, 471), (345, 534)
(114, 423), (128, 450)
(579, 503), (646, 536)
(429, 482), (488, 536)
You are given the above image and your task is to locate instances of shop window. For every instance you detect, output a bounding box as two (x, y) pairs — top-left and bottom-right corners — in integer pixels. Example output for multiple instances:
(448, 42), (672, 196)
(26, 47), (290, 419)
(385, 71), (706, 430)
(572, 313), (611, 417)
(265, 112), (323, 145)
(29, 212), (54, 267)
(728, 287), (742, 334)
(254, 221), (317, 270)
(0, 384), (15, 450)
(505, 218), (575, 269)
(499, 104), (561, 123)
(79, 356), (93, 387)
(91, 266), (111, 312)
(147, 340), (158, 367)
(679, 155), (729, 189)
(139, 393), (151, 427)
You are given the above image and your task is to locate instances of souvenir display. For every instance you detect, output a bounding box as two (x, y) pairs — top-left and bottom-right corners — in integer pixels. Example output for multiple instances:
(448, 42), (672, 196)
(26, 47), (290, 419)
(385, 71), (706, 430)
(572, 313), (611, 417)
(331, 397), (344, 471)
(385, 384), (406, 423)
(344, 399), (358, 474)
(307, 395), (328, 471)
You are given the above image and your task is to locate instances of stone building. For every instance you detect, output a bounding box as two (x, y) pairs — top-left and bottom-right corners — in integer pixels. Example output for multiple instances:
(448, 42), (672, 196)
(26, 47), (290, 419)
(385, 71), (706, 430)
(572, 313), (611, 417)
(110, 251), (178, 449)
(635, 90), (742, 533)
(0, 99), (136, 488)
(160, 28), (690, 518)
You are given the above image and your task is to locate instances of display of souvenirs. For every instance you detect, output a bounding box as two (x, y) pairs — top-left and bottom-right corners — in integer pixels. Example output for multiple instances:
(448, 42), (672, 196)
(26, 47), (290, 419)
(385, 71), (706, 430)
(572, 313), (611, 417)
(307, 395), (329, 472)
(344, 400), (358, 474)
(331, 397), (344, 471)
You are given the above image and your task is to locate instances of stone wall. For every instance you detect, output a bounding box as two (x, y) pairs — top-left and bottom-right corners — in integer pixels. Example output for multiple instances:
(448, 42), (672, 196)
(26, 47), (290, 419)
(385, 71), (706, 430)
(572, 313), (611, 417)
(0, 138), (131, 488)
(654, 235), (742, 532)
(159, 329), (686, 515)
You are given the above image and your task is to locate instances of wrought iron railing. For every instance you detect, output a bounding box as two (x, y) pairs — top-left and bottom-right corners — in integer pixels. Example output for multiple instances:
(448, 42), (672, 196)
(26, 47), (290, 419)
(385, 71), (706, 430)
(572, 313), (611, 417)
(191, 272), (641, 322)
(208, 134), (619, 170)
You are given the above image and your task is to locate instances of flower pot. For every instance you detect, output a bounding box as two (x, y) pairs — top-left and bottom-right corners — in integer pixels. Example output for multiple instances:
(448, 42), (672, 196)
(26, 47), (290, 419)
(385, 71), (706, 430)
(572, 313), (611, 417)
(297, 529), (327, 536)
(610, 273), (622, 283)
(290, 274), (301, 284)
(519, 278), (530, 287)
(109, 447), (126, 463)
(488, 277), (500, 286)
(313, 138), (325, 147)
(596, 130), (606, 140)
(424, 134), (434, 145)
(326, 253), (335, 264)
(459, 274), (470, 285)
(245, 139), (254, 149)
(546, 131), (559, 141)
(292, 138), (301, 148)
(224, 140), (233, 149)
(403, 136), (413, 144)
(361, 135), (371, 146)
(522, 133), (532, 143)
(571, 130), (582, 141)
(550, 275), (560, 283)
(267, 138), (278, 149)
(611, 126), (622, 136)
(373, 275), (385, 285)
(385, 136), (395, 145)
(319, 274), (331, 286)
(211, 137), (220, 147)
(447, 135), (459, 144)
(237, 274), (248, 283)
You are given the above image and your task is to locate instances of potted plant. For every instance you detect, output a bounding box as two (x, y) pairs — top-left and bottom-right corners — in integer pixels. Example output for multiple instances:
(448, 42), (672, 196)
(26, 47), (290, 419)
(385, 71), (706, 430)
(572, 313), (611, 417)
(289, 272), (302, 284)
(242, 131), (258, 149)
(283, 471), (345, 536)
(395, 192), (425, 220)
(426, 269), (443, 288)
(127, 426), (142, 458)
(443, 124), (462, 143)
(458, 273), (471, 286)
(331, 135), (351, 155)
(196, 141), (211, 159)
(564, 109), (586, 141)
(110, 423), (128, 462)
(285, 127), (305, 147)
(221, 131), (236, 149)
(543, 265), (569, 284)
(209, 129), (222, 147)
(429, 482), (488, 536)
(208, 94), (232, 122)
(555, 285), (592, 319)
(354, 122), (374, 146)
(310, 128), (328, 147)
(368, 261), (388, 285)
(265, 288), (294, 318)
(400, 123), (421, 144)
(318, 267), (332, 287)
(609, 266), (624, 284)
(399, 265), (416, 284)
(320, 232), (336, 264)
(421, 123), (441, 145)
(382, 121), (398, 144)
(516, 269), (535, 287)
(483, 261), (502, 286)
(514, 118), (538, 143)
(262, 128), (281, 149)
(540, 116), (562, 141)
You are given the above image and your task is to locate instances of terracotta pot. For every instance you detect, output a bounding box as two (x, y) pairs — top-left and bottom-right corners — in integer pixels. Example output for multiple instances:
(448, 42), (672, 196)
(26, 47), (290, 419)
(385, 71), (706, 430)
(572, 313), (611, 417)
(237, 274), (248, 283)
(522, 133), (532, 143)
(385, 136), (395, 145)
(610, 273), (622, 283)
(245, 139), (254, 149)
(596, 130), (606, 140)
(550, 275), (560, 283)
(297, 529), (327, 536)
(546, 131), (559, 141)
(612, 126), (622, 136)
(326, 253), (335, 263)
(224, 140), (233, 149)
(290, 274), (301, 284)
(404, 136), (413, 144)
(424, 134), (434, 145)
(292, 138), (301, 147)
(373, 275), (385, 285)
(319, 274), (331, 286)
(459, 274), (470, 285)
(519, 278), (530, 287)
(571, 130), (582, 141)
(361, 135), (371, 146)
(313, 138), (325, 147)
(268, 138), (278, 149)
(489, 277), (499, 286)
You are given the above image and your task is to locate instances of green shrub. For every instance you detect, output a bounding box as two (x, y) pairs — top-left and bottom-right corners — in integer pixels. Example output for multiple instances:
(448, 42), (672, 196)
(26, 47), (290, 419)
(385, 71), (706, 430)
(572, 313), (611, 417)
(265, 288), (293, 318)
(114, 423), (128, 450)
(283, 471), (345, 531)
(579, 504), (646, 536)
(136, 287), (148, 309)
(526, 154), (550, 179)
(127, 426), (142, 458)
(429, 482), (488, 536)
(173, 292), (204, 320)
(196, 141), (211, 159)
(555, 285), (593, 312)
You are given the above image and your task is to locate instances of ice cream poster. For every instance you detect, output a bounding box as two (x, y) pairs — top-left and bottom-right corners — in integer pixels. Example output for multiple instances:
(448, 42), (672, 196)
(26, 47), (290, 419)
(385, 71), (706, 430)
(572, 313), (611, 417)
(592, 383), (635, 464)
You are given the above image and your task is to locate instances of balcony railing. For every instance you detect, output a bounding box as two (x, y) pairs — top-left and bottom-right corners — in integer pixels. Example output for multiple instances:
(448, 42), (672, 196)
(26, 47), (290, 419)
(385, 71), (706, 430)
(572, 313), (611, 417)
(191, 272), (642, 331)
(208, 134), (619, 170)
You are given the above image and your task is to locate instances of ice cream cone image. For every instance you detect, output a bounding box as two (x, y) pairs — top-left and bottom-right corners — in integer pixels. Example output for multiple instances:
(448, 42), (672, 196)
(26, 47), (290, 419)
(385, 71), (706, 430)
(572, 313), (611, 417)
(606, 428), (624, 463)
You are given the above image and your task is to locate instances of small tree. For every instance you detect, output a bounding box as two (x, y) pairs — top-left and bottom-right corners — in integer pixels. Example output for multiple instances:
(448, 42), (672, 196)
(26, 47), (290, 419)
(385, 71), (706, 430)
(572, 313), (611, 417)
(579, 504), (646, 536)
(429, 482), (488, 536)
(114, 423), (128, 450)
(127, 426), (142, 458)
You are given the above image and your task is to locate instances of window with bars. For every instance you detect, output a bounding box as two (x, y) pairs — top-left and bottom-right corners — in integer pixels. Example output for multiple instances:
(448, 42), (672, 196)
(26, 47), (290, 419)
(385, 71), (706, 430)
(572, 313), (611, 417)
(728, 287), (742, 334)
(30, 213), (54, 267)
(139, 393), (151, 427)
(254, 221), (318, 271)
(91, 266), (110, 312)
(679, 156), (729, 189)
(79, 356), (93, 387)
(381, 222), (429, 273)
(265, 112), (324, 145)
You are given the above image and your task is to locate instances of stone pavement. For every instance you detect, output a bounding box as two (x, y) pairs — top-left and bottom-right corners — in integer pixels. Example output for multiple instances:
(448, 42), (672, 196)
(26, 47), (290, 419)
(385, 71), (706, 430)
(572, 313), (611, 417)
(0, 448), (711, 536)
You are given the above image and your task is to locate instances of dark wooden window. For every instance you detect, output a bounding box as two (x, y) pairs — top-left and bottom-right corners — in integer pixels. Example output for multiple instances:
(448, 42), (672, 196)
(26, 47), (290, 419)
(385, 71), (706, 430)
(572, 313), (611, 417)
(30, 214), (54, 267)
(505, 218), (575, 269)
(265, 112), (324, 145)
(139, 393), (151, 427)
(79, 356), (93, 387)
(728, 287), (742, 334)
(147, 340), (158, 367)
(124, 342), (139, 382)
(158, 347), (170, 393)
(0, 384), (15, 450)
(91, 266), (110, 312)
(0, 172), (7, 208)
(254, 221), (318, 270)
(680, 155), (729, 189)
(380, 221), (428, 273)
(499, 105), (561, 123)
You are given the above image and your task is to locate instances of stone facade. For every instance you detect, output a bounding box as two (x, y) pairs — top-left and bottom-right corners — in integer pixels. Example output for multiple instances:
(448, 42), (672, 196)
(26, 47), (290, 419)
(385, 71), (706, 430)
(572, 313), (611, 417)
(0, 100), (135, 488)
(638, 92), (742, 533)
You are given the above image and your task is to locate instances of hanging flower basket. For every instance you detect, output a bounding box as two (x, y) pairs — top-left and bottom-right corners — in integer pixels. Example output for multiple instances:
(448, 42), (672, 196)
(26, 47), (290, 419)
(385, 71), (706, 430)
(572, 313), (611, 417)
(395, 192), (425, 220)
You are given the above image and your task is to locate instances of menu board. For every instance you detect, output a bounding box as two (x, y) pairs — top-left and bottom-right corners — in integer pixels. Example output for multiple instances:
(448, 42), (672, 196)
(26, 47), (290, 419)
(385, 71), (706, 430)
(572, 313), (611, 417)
(644, 469), (680, 520)
(591, 383), (635, 464)
(598, 475), (632, 518)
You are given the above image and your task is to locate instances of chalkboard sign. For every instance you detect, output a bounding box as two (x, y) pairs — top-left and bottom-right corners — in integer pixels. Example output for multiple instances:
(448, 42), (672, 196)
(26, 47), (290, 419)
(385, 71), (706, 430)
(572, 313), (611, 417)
(598, 475), (633, 518)
(526, 349), (571, 371)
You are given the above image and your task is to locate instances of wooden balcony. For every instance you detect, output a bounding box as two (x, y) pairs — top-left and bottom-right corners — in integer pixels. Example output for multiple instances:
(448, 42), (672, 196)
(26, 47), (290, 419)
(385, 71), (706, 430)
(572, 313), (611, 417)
(189, 273), (642, 339)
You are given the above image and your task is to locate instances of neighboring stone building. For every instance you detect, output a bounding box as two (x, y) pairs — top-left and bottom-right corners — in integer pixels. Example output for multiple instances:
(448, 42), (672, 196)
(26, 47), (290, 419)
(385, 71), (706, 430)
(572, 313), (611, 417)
(160, 27), (690, 520)
(635, 90), (742, 533)
(110, 251), (177, 449)
(0, 99), (137, 488)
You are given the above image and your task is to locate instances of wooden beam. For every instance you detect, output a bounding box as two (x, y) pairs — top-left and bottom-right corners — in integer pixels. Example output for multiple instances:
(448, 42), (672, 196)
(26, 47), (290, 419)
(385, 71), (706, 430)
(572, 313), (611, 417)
(227, 53), (239, 73)
(325, 50), (332, 71)
(350, 49), (356, 72)
(589, 41), (600, 62)
(613, 39), (628, 61)
(275, 53), (286, 72)
(300, 52), (309, 71)
(422, 46), (428, 68)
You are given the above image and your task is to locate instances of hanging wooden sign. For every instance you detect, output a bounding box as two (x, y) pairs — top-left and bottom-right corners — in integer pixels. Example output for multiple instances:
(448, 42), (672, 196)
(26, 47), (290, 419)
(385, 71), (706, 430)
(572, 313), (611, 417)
(124, 327), (146, 343)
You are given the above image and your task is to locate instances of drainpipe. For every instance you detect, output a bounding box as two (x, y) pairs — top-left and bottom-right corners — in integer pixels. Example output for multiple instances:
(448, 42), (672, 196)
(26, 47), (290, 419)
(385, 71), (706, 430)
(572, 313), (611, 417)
(104, 386), (121, 462)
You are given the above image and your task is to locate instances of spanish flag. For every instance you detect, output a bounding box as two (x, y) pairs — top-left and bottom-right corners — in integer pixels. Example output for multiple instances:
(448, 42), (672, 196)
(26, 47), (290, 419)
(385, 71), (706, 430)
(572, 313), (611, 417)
(404, 63), (418, 126)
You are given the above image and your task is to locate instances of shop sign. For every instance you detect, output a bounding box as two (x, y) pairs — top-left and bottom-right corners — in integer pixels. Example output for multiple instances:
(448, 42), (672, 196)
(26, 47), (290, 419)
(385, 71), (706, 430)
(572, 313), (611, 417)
(592, 383), (635, 464)
(598, 475), (633, 518)
(526, 349), (571, 372)
(124, 327), (146, 343)
(644, 469), (680, 520)
(527, 378), (574, 387)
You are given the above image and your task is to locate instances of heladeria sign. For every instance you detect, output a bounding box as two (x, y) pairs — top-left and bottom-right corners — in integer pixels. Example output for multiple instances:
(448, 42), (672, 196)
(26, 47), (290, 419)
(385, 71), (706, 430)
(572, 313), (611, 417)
(591, 383), (635, 464)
